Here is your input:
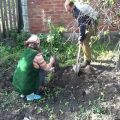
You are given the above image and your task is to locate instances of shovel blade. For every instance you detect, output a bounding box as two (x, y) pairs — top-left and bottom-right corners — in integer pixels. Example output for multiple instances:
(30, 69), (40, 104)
(73, 64), (80, 74)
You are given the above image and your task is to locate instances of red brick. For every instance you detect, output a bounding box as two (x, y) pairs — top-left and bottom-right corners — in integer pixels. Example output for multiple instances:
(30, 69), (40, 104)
(28, 0), (120, 33)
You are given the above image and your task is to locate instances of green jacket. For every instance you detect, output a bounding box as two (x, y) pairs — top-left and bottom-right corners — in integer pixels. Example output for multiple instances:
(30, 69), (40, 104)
(12, 48), (40, 95)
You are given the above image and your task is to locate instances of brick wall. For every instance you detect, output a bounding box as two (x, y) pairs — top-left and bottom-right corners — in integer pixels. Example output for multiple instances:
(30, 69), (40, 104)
(28, 0), (120, 33)
(28, 0), (73, 33)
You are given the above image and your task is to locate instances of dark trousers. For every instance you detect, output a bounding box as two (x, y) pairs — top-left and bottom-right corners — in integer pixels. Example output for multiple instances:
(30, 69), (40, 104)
(39, 69), (47, 86)
(34, 69), (47, 94)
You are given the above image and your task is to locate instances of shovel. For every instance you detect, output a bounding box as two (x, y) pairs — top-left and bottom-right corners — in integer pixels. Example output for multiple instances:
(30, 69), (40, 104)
(73, 43), (82, 74)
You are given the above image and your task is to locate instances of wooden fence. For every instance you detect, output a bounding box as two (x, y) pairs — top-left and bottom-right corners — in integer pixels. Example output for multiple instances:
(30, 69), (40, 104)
(0, 0), (22, 38)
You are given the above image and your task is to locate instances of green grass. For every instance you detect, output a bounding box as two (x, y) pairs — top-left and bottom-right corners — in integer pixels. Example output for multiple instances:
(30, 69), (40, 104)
(91, 38), (117, 59)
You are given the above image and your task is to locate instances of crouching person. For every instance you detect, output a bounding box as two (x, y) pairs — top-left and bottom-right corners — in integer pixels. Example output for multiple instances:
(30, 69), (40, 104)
(12, 35), (55, 101)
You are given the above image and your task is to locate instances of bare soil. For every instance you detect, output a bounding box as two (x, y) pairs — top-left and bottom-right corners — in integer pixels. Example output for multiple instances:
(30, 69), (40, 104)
(0, 59), (120, 120)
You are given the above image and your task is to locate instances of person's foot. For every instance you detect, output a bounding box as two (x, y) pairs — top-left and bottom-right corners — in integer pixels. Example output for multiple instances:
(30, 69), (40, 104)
(80, 60), (91, 68)
(26, 93), (42, 101)
(84, 65), (92, 74)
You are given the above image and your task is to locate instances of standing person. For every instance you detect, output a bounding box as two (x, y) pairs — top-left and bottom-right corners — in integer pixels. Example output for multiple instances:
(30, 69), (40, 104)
(12, 35), (55, 101)
(64, 0), (99, 71)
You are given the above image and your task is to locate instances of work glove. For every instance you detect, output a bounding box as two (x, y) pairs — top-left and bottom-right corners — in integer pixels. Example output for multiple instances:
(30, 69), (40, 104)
(78, 40), (83, 46)
(50, 56), (55, 66)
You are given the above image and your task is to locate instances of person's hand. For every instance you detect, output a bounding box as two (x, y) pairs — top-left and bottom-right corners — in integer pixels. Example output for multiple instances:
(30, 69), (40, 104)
(84, 65), (92, 74)
(78, 41), (80, 45)
(50, 56), (55, 65)
(78, 41), (83, 46)
(49, 67), (55, 72)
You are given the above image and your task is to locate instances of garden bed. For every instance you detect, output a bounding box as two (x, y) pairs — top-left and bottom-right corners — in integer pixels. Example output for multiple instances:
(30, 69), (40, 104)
(0, 30), (120, 120)
(0, 56), (120, 120)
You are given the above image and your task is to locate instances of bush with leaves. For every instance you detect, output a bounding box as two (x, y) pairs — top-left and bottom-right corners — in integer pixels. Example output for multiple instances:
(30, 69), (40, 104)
(38, 22), (77, 64)
(9, 30), (30, 48)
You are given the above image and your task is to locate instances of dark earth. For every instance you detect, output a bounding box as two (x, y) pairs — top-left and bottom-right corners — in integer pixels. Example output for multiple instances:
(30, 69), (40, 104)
(0, 58), (120, 120)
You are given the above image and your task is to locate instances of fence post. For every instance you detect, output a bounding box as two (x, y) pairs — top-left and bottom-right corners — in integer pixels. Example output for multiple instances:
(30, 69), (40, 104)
(0, 0), (19, 38)
(17, 0), (23, 32)
(21, 0), (29, 32)
(0, 0), (6, 37)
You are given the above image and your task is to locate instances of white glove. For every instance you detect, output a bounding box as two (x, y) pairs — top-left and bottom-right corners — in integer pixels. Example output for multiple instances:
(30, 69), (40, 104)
(50, 56), (55, 65)
(49, 67), (55, 72)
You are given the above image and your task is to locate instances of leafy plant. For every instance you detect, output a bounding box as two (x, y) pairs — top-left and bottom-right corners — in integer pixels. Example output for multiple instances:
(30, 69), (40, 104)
(8, 30), (30, 48)
(105, 0), (115, 6)
(0, 42), (23, 68)
(38, 22), (76, 64)
(91, 100), (107, 114)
